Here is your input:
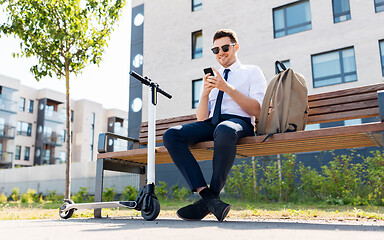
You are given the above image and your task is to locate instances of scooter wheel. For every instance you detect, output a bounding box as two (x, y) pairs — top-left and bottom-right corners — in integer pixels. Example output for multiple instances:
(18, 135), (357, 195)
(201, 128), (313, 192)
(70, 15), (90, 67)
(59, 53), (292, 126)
(59, 199), (75, 219)
(141, 198), (160, 221)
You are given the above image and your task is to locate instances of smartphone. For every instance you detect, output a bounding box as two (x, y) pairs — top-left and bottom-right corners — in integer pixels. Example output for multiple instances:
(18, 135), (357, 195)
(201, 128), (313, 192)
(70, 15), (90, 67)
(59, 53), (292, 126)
(203, 67), (214, 76)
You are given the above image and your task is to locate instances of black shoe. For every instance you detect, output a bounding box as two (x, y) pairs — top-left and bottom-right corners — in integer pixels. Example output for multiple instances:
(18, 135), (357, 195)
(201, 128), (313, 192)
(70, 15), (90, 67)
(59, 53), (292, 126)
(199, 188), (231, 222)
(205, 198), (231, 222)
(176, 199), (210, 221)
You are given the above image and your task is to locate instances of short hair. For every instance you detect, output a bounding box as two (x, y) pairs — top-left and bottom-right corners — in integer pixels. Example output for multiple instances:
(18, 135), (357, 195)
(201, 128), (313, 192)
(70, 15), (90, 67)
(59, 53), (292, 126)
(213, 29), (238, 44)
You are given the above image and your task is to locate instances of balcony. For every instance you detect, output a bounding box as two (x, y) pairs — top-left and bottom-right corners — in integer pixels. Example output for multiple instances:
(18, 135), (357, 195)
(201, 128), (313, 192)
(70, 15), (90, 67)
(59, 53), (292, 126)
(0, 97), (17, 113)
(43, 133), (64, 146)
(0, 150), (13, 165)
(44, 109), (65, 123)
(113, 125), (128, 136)
(0, 124), (16, 139)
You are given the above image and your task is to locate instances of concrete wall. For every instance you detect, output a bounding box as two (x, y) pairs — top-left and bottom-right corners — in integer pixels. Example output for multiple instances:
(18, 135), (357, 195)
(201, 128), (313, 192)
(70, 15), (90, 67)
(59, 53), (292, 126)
(0, 161), (140, 196)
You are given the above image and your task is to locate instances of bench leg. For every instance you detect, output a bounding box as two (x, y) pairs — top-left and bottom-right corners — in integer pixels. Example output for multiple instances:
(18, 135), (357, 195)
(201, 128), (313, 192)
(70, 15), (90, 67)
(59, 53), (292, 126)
(139, 166), (146, 188)
(94, 158), (104, 218)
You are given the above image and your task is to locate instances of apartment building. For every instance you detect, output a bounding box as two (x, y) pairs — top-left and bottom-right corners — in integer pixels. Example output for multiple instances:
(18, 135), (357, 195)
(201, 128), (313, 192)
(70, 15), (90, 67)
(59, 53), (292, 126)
(130, 0), (384, 122)
(126, 0), (384, 188)
(0, 74), (129, 169)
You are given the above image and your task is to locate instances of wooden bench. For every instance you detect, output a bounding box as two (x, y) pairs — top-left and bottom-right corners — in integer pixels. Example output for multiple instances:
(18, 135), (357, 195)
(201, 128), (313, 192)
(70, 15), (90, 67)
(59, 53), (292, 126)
(94, 83), (384, 217)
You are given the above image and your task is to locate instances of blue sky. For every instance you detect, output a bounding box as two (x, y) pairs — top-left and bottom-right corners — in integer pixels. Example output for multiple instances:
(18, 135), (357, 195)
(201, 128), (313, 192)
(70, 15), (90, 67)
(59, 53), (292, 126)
(0, 3), (132, 112)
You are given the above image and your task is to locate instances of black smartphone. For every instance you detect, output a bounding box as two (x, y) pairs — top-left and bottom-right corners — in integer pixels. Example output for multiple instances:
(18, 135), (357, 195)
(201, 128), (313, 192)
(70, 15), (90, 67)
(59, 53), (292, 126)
(203, 67), (214, 76)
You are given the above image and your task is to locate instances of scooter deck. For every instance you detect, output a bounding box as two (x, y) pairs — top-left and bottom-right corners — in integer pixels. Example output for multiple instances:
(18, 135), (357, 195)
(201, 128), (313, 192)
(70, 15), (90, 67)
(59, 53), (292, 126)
(62, 201), (137, 212)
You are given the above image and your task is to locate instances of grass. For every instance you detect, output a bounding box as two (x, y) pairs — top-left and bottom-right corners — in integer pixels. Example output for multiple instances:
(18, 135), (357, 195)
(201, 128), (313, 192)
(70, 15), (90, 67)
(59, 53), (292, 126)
(1, 199), (384, 222)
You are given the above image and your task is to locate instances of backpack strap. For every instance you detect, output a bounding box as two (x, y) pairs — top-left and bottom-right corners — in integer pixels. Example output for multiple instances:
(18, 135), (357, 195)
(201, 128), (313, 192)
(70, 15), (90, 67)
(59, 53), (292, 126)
(275, 61), (287, 74)
(257, 75), (279, 135)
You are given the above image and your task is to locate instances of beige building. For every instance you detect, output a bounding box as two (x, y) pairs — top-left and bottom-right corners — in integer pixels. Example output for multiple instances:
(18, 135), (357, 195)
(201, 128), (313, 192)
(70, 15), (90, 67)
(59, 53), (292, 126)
(131, 0), (384, 121)
(0, 74), (129, 169)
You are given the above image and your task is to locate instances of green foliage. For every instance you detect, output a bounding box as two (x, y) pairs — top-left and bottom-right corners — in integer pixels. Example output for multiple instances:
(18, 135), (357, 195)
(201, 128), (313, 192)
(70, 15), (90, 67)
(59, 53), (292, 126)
(102, 187), (116, 202)
(225, 160), (257, 200)
(45, 190), (64, 203)
(20, 189), (41, 204)
(170, 185), (191, 201)
(0, 193), (7, 203)
(362, 150), (384, 205)
(0, 0), (126, 80)
(224, 151), (384, 206)
(10, 188), (20, 201)
(71, 187), (93, 203)
(155, 181), (169, 200)
(120, 186), (139, 201)
(297, 164), (326, 200)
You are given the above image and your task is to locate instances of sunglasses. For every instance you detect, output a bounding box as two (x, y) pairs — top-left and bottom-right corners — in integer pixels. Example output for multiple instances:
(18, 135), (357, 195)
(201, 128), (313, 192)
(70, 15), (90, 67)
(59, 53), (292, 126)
(211, 43), (236, 54)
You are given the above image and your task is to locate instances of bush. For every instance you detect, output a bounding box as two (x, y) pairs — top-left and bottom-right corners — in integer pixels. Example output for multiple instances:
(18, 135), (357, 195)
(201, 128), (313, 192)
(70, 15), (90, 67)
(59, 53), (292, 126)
(0, 193), (7, 203)
(45, 190), (64, 203)
(155, 181), (168, 200)
(102, 187), (116, 202)
(297, 164), (326, 201)
(362, 150), (384, 205)
(10, 188), (20, 201)
(72, 187), (93, 203)
(121, 186), (139, 201)
(171, 185), (191, 201)
(21, 189), (40, 204)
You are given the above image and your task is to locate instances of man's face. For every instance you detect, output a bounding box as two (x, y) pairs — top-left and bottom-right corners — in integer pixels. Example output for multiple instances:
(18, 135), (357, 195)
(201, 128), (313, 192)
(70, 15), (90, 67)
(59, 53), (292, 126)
(213, 37), (238, 68)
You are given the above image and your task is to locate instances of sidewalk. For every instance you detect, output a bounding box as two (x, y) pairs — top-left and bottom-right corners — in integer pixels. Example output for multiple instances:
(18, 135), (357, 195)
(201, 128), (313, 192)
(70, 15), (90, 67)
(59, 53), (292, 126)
(1, 217), (384, 240)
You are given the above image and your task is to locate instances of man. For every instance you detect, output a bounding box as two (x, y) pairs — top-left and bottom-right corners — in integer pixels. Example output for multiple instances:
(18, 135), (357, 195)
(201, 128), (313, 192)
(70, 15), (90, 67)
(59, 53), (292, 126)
(163, 29), (267, 222)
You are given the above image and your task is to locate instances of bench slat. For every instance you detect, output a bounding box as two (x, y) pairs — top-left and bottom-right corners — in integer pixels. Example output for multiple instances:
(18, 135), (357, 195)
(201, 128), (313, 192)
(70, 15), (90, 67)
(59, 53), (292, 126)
(98, 122), (384, 164)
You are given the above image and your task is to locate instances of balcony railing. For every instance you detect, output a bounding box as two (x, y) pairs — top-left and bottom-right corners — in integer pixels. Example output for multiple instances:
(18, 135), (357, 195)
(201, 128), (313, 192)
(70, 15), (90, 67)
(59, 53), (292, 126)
(44, 109), (65, 123)
(0, 151), (13, 164)
(0, 97), (18, 113)
(0, 124), (16, 138)
(113, 126), (128, 136)
(43, 133), (64, 146)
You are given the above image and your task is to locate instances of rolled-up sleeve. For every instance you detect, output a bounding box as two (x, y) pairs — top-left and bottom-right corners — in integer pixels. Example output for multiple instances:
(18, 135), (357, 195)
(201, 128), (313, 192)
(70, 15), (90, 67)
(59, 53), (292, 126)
(249, 66), (267, 106)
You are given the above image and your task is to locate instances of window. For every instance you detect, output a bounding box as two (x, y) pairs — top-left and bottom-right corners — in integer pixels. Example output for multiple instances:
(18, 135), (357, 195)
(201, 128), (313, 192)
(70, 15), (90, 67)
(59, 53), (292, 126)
(28, 100), (34, 113)
(192, 0), (202, 11)
(380, 40), (384, 76)
(192, 79), (203, 108)
(24, 147), (30, 161)
(332, 0), (351, 23)
(19, 97), (25, 111)
(276, 60), (291, 74)
(192, 30), (203, 59)
(71, 110), (74, 122)
(375, 0), (384, 13)
(273, 1), (312, 38)
(17, 121), (32, 136)
(312, 47), (357, 88)
(90, 113), (95, 162)
(15, 146), (21, 160)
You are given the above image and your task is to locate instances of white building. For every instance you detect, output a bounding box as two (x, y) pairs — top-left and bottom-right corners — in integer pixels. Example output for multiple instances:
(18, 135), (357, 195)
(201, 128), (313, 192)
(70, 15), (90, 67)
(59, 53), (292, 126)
(131, 0), (384, 121)
(0, 74), (129, 169)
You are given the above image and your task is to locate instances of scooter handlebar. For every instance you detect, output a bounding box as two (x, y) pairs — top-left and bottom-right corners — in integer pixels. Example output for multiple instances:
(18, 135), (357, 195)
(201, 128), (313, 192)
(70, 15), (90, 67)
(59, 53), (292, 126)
(129, 71), (172, 99)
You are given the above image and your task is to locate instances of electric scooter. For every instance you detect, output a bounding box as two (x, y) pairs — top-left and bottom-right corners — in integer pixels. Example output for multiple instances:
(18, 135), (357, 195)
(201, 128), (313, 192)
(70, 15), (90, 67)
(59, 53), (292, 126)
(59, 71), (172, 221)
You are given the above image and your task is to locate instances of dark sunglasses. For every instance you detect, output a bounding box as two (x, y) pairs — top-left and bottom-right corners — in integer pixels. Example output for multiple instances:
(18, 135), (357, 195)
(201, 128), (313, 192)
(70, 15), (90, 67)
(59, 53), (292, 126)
(211, 43), (236, 54)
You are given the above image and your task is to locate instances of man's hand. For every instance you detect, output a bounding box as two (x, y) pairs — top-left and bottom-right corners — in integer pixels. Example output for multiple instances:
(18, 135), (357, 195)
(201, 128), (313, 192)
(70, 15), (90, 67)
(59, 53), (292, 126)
(206, 68), (234, 93)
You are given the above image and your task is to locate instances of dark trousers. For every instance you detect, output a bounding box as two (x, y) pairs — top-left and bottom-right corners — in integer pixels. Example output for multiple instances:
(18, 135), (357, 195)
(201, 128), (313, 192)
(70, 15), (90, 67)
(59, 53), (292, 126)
(163, 114), (254, 194)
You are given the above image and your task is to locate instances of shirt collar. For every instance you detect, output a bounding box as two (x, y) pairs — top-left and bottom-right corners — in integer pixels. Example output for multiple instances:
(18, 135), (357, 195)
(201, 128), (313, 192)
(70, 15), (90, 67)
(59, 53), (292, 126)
(219, 59), (242, 74)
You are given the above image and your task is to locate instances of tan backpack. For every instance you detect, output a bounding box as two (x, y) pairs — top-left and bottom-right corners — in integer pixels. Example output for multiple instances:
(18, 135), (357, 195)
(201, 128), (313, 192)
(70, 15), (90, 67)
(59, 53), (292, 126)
(257, 61), (308, 138)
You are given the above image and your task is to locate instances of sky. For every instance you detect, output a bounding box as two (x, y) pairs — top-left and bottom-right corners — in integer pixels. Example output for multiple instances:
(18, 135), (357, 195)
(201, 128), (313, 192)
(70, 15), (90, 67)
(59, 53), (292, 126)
(0, 2), (132, 112)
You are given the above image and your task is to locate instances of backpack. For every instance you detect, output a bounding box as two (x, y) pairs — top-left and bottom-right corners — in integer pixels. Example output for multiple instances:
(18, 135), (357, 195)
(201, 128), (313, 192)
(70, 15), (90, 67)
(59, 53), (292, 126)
(257, 61), (308, 138)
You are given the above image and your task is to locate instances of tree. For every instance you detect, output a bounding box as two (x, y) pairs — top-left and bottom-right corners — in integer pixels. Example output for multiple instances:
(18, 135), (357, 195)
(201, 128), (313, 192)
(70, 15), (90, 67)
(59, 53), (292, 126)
(0, 0), (126, 199)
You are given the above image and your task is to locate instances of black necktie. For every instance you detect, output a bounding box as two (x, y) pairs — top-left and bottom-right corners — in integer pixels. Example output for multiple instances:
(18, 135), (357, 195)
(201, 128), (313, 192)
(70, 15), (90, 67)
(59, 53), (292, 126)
(212, 69), (230, 125)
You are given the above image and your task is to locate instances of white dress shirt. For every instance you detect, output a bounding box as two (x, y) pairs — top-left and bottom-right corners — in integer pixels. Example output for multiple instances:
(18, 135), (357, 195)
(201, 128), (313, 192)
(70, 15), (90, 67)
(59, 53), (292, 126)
(206, 59), (267, 126)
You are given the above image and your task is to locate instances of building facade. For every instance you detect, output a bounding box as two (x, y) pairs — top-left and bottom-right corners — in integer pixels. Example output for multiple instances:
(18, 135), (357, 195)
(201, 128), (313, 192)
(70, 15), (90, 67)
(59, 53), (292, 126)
(131, 0), (384, 122)
(128, 0), (384, 188)
(0, 74), (129, 169)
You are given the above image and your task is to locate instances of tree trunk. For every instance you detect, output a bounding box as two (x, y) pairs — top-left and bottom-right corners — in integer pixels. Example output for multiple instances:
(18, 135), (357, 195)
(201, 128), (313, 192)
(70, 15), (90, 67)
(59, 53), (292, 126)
(64, 66), (72, 200)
